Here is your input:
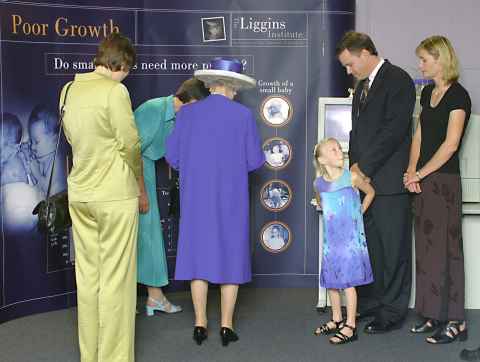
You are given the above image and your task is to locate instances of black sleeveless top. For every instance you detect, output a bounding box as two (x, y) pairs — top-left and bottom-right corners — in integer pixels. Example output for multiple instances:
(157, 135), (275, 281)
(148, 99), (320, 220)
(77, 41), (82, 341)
(417, 82), (471, 174)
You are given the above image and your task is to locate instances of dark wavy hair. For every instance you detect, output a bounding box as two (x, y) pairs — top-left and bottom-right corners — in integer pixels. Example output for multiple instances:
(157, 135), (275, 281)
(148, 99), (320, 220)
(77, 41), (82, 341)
(175, 78), (210, 103)
(336, 31), (378, 56)
(94, 32), (136, 71)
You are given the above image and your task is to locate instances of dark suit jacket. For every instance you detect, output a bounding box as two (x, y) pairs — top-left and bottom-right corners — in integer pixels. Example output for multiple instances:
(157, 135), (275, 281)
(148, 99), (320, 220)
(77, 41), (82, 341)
(349, 60), (415, 195)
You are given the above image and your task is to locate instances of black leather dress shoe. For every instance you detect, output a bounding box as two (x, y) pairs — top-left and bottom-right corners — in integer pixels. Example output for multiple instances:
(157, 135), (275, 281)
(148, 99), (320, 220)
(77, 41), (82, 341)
(364, 319), (403, 334)
(193, 326), (208, 345)
(410, 318), (440, 333)
(220, 327), (239, 346)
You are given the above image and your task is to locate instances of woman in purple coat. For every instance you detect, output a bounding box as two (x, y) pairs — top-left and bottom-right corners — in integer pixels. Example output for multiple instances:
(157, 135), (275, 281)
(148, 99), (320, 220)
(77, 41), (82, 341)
(165, 58), (265, 346)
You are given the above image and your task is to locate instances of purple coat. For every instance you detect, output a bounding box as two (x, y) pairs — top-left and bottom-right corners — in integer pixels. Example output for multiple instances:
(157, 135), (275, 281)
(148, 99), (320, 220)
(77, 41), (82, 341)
(165, 94), (265, 284)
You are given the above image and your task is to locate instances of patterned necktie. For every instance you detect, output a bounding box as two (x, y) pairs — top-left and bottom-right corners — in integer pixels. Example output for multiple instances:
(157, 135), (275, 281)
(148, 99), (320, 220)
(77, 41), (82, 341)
(359, 79), (370, 107)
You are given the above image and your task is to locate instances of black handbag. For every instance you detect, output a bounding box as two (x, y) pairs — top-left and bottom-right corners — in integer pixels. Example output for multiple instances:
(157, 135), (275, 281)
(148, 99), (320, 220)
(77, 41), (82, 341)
(32, 82), (73, 234)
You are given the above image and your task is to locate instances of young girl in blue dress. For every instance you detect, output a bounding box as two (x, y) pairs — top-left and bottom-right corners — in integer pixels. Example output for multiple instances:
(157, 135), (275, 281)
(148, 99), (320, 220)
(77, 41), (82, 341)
(313, 137), (375, 344)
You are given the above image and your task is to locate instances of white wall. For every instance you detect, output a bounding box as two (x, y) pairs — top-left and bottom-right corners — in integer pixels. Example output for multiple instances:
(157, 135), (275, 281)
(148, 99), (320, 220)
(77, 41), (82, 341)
(356, 0), (480, 113)
(356, 0), (480, 308)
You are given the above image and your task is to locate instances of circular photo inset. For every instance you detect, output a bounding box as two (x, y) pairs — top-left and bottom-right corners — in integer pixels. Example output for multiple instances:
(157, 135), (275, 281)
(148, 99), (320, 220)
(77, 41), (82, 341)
(260, 221), (292, 253)
(262, 137), (292, 169)
(260, 179), (292, 212)
(260, 95), (293, 127)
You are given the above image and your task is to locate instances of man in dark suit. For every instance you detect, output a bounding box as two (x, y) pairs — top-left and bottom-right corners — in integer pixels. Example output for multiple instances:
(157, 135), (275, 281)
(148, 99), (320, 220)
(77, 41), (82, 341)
(336, 31), (415, 333)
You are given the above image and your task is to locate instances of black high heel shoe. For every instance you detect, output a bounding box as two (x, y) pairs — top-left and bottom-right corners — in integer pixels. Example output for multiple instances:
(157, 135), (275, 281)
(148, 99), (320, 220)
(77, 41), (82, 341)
(410, 318), (440, 333)
(426, 321), (468, 344)
(193, 326), (208, 345)
(220, 327), (239, 346)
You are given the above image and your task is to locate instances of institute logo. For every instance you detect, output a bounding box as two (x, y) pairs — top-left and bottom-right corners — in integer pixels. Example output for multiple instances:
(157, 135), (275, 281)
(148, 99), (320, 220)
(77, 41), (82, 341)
(201, 16), (226, 42)
(232, 16), (286, 33)
(232, 15), (305, 40)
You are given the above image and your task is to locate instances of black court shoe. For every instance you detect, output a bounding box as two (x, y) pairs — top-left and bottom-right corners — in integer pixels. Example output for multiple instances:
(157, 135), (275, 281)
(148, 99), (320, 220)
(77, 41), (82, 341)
(193, 326), (208, 345)
(220, 327), (239, 346)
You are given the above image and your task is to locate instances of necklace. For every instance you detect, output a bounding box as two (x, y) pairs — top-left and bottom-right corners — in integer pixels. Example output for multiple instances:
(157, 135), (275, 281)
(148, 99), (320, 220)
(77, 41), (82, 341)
(432, 82), (451, 95)
(430, 84), (450, 108)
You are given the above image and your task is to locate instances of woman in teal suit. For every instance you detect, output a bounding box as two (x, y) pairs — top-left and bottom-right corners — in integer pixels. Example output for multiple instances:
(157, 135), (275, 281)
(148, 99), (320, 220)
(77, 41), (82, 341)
(135, 78), (209, 315)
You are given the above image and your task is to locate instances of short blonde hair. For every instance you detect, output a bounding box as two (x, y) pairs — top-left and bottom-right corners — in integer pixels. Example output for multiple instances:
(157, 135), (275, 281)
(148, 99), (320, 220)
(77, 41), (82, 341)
(416, 35), (459, 83)
(313, 137), (339, 177)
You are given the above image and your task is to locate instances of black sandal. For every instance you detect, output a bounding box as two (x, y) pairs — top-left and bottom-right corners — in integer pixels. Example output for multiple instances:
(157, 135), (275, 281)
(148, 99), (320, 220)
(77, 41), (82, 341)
(426, 321), (468, 344)
(314, 319), (344, 336)
(410, 318), (440, 333)
(329, 324), (358, 345)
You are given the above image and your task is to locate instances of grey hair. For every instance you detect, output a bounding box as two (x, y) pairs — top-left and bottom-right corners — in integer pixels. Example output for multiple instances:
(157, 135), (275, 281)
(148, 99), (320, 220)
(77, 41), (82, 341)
(202, 78), (240, 91)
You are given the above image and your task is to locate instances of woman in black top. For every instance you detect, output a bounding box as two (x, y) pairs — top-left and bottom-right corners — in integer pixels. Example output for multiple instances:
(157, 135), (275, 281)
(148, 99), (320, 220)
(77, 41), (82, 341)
(404, 35), (471, 345)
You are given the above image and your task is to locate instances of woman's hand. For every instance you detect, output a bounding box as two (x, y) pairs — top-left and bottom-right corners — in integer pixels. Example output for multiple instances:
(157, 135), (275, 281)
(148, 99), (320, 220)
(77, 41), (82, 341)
(403, 170), (422, 193)
(406, 181), (422, 194)
(139, 191), (149, 213)
(403, 169), (415, 185)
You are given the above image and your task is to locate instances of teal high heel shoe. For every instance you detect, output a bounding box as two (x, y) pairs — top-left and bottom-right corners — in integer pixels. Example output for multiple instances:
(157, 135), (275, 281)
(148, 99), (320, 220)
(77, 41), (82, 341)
(146, 297), (182, 316)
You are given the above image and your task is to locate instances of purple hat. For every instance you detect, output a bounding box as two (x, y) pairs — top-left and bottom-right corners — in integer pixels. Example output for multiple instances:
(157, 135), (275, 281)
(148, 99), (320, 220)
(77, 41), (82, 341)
(194, 57), (256, 90)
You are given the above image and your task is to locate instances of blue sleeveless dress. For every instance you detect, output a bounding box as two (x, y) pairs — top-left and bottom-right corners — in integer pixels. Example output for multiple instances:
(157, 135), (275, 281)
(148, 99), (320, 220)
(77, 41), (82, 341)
(314, 170), (373, 289)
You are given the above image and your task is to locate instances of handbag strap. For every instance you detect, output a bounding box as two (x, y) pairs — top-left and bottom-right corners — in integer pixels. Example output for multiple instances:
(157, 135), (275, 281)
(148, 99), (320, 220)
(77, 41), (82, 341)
(45, 81), (73, 200)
